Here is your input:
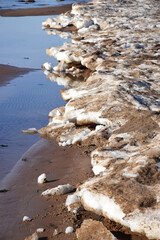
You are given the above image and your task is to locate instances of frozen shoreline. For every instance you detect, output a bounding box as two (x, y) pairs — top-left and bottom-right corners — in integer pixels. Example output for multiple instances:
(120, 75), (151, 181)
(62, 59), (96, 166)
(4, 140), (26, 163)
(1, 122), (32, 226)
(41, 0), (160, 239)
(1, 0), (160, 239)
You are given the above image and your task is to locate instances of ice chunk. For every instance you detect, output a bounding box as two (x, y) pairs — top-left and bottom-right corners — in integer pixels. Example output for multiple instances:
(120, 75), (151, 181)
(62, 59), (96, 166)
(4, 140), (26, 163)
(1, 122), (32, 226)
(42, 62), (52, 71)
(38, 173), (47, 184)
(65, 226), (74, 234)
(36, 228), (45, 233)
(22, 128), (37, 134)
(92, 165), (106, 175)
(65, 192), (83, 213)
(23, 216), (32, 222)
(41, 184), (74, 196)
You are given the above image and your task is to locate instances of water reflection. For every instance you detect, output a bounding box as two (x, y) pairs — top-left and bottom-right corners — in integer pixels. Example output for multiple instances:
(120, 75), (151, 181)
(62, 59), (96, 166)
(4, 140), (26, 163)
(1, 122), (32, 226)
(45, 70), (91, 88)
(0, 15), (71, 68)
(0, 0), (82, 10)
(0, 15), (70, 181)
(0, 70), (66, 181)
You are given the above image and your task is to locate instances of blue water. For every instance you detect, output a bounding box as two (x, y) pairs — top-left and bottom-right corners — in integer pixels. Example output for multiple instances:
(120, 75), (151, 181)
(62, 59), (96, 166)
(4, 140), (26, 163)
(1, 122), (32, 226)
(0, 15), (71, 68)
(0, 0), (81, 10)
(0, 15), (69, 181)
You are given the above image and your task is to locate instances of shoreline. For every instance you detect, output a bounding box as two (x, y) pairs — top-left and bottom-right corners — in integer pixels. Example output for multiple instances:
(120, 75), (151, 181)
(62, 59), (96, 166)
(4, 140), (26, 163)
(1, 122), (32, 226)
(0, 4), (72, 17)
(0, 138), (146, 240)
(0, 64), (37, 87)
(1, 0), (159, 239)
(0, 138), (94, 240)
(40, 0), (160, 239)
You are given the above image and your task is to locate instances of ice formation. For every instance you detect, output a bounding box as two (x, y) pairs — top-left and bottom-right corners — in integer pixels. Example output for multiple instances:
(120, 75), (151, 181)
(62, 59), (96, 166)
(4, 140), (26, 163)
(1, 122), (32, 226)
(22, 128), (38, 134)
(23, 216), (32, 222)
(36, 228), (45, 233)
(41, 184), (74, 196)
(37, 173), (47, 184)
(41, 0), (160, 238)
(66, 192), (84, 213)
(65, 226), (74, 234)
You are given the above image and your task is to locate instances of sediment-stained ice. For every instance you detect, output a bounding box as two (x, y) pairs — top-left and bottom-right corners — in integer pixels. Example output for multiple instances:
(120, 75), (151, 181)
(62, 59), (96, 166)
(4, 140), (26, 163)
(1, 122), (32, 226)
(41, 0), (160, 238)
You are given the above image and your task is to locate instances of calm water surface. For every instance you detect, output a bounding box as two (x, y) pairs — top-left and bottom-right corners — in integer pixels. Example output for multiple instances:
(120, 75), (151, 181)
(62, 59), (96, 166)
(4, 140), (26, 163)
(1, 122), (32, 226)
(0, 15), (69, 181)
(0, 0), (81, 10)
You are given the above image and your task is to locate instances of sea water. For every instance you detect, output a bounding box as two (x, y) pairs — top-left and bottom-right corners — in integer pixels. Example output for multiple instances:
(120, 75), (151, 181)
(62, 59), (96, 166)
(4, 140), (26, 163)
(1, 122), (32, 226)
(0, 0), (81, 10)
(0, 15), (70, 181)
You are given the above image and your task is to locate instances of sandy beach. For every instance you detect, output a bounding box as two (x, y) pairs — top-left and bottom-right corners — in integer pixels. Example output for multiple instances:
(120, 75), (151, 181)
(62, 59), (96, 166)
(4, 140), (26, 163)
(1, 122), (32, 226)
(0, 0), (159, 239)
(0, 64), (36, 87)
(0, 4), (72, 17)
(0, 139), (94, 240)
(0, 138), (147, 240)
(0, 4), (96, 240)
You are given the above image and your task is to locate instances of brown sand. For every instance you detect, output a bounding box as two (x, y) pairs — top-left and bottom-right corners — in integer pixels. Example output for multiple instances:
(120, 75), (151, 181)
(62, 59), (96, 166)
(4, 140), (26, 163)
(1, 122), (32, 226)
(0, 4), (72, 17)
(0, 138), (94, 240)
(0, 139), (149, 240)
(0, 64), (37, 87)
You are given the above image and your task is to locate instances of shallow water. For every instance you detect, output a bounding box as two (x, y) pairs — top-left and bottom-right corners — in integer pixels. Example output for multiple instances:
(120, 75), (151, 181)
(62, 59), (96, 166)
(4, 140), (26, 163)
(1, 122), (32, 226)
(0, 15), (69, 181)
(0, 15), (71, 68)
(0, 0), (81, 10)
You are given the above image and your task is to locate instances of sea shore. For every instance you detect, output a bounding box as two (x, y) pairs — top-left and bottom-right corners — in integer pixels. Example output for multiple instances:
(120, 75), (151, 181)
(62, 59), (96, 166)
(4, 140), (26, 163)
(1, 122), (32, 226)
(0, 4), (72, 17)
(0, 64), (36, 87)
(40, 0), (160, 239)
(0, 139), (94, 240)
(0, 3), (97, 240)
(0, 0), (159, 239)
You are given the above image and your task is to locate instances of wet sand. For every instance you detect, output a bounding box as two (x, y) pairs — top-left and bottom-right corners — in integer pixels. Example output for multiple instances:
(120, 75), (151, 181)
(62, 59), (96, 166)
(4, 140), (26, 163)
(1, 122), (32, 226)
(0, 4), (72, 17)
(0, 139), (94, 240)
(0, 139), (148, 239)
(0, 64), (37, 87)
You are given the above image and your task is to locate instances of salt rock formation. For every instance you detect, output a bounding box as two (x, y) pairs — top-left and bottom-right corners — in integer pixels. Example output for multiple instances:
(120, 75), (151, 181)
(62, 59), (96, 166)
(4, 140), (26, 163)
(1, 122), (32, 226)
(41, 0), (160, 239)
(76, 219), (117, 240)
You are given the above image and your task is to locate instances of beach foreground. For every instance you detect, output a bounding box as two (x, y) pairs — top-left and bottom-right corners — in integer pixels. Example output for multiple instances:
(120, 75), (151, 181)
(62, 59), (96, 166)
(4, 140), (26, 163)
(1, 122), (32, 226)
(40, 0), (160, 239)
(0, 0), (160, 239)
(0, 139), (94, 240)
